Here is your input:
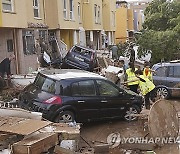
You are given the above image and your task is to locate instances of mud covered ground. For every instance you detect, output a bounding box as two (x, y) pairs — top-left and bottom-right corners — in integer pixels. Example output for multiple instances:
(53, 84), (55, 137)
(80, 99), (180, 154)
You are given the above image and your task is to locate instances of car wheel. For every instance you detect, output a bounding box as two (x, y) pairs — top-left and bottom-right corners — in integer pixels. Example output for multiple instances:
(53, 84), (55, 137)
(156, 87), (169, 99)
(54, 111), (75, 123)
(124, 105), (140, 121)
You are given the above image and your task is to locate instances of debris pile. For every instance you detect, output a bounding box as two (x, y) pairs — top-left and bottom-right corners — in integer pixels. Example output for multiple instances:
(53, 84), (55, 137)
(0, 108), (80, 154)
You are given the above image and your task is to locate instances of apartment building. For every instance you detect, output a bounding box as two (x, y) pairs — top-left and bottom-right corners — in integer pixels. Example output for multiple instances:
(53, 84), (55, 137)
(0, 0), (47, 74)
(0, 0), (116, 74)
(102, 0), (116, 47)
(129, 1), (150, 32)
(45, 0), (116, 50)
(115, 1), (134, 43)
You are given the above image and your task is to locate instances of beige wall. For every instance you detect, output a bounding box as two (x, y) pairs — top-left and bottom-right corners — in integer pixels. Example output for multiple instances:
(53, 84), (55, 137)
(14, 29), (38, 74)
(44, 0), (59, 29)
(83, 0), (103, 30)
(60, 29), (74, 50)
(45, 0), (83, 30)
(1, 0), (45, 28)
(127, 9), (134, 31)
(0, 1), (2, 27)
(102, 0), (116, 31)
(115, 8), (128, 43)
(0, 29), (16, 74)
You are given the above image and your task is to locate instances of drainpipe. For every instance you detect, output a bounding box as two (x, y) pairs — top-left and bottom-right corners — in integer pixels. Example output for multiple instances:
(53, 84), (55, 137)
(13, 29), (19, 74)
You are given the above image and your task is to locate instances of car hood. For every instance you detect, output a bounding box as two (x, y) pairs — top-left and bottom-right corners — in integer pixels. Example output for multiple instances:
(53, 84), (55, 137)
(124, 89), (139, 96)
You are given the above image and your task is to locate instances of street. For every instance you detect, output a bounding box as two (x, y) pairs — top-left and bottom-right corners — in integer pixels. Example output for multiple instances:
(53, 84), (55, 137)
(79, 99), (180, 154)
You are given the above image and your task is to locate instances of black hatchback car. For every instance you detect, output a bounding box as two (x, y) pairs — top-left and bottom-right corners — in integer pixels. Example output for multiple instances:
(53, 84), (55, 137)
(19, 69), (143, 123)
(62, 45), (97, 71)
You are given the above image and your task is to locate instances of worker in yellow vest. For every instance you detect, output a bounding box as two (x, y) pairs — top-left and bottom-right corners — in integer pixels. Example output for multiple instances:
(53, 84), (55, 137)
(125, 62), (139, 93)
(143, 61), (154, 81)
(125, 69), (156, 109)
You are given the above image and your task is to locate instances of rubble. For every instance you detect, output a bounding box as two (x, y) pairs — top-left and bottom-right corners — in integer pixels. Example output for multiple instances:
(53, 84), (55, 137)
(0, 107), (80, 154)
(0, 68), (179, 153)
(12, 133), (58, 154)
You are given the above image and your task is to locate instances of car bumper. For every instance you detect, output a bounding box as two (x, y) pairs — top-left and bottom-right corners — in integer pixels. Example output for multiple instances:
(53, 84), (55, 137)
(19, 100), (62, 121)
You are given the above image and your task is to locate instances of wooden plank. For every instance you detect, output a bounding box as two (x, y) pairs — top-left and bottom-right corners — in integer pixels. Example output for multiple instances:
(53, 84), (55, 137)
(54, 145), (75, 154)
(40, 123), (80, 140)
(0, 116), (52, 135)
(148, 100), (179, 139)
(12, 133), (58, 154)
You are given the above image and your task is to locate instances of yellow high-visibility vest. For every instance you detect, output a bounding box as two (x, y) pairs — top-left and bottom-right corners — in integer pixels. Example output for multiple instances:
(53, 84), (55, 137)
(138, 75), (155, 95)
(143, 68), (153, 81)
(126, 68), (139, 86)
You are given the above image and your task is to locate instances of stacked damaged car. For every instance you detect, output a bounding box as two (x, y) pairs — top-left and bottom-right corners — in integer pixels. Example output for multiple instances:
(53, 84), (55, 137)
(62, 45), (98, 72)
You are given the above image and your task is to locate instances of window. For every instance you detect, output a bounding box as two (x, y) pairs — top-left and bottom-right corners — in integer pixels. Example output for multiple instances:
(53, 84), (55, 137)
(69, 0), (74, 20)
(22, 30), (35, 55)
(169, 66), (180, 78)
(7, 39), (13, 52)
(173, 66), (180, 77)
(155, 66), (167, 77)
(169, 66), (174, 77)
(63, 0), (67, 19)
(97, 6), (100, 24)
(39, 30), (48, 42)
(41, 78), (56, 93)
(112, 11), (115, 27)
(2, 0), (14, 12)
(34, 74), (56, 94)
(33, 0), (40, 18)
(78, 2), (81, 23)
(97, 80), (119, 96)
(94, 4), (98, 23)
(71, 80), (96, 96)
(73, 46), (92, 58)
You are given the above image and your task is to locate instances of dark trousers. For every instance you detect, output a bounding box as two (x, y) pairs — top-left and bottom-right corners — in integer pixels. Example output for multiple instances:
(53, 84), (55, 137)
(128, 84), (138, 93)
(144, 89), (156, 109)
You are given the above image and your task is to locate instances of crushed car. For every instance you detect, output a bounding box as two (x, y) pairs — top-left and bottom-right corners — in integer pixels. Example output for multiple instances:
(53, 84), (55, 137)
(19, 69), (143, 123)
(62, 45), (98, 71)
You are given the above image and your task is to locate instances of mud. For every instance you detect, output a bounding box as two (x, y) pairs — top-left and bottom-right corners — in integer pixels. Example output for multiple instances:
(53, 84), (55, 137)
(80, 99), (180, 154)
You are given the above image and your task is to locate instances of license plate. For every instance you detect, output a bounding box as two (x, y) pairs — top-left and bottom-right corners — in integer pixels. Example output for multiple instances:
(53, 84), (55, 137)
(74, 56), (84, 62)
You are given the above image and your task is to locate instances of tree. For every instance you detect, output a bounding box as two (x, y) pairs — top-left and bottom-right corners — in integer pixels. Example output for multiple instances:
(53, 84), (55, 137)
(136, 0), (180, 64)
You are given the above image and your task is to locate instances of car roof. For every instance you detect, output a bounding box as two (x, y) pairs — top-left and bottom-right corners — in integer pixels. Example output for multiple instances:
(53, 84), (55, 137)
(39, 69), (105, 80)
(153, 62), (180, 68)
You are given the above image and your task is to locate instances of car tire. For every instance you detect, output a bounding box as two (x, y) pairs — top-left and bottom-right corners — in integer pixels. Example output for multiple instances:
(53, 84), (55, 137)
(124, 105), (140, 121)
(156, 87), (169, 99)
(54, 111), (75, 123)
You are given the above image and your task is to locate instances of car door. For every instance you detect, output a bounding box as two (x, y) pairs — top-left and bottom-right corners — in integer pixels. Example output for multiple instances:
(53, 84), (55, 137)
(71, 79), (101, 121)
(167, 66), (180, 97)
(95, 79), (130, 118)
(153, 66), (168, 86)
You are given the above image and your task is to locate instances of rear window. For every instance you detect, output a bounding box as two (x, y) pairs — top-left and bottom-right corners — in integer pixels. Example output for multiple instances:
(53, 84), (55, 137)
(34, 73), (56, 94)
(73, 46), (93, 58)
